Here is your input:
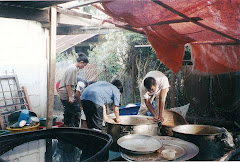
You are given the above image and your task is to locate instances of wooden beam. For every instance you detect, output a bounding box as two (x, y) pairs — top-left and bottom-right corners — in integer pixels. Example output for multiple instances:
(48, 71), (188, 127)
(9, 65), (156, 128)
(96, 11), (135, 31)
(65, 0), (109, 9)
(0, 5), (49, 22)
(115, 24), (145, 34)
(57, 14), (92, 26)
(22, 86), (32, 111)
(46, 7), (57, 129)
(170, 72), (175, 108)
(57, 26), (118, 35)
(211, 42), (240, 46)
(0, 5), (93, 26)
(152, 0), (240, 43)
(148, 17), (202, 26)
(134, 45), (151, 47)
(191, 41), (240, 45)
(131, 58), (135, 103)
(42, 13), (96, 28)
(57, 8), (92, 19)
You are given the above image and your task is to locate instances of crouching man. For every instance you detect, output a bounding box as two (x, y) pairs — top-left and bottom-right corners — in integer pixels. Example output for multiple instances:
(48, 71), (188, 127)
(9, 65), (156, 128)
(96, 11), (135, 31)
(81, 79), (123, 131)
(138, 71), (169, 122)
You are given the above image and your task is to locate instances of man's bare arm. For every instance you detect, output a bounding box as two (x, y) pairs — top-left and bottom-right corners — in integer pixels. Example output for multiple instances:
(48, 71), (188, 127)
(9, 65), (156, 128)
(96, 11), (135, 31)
(75, 90), (82, 109)
(113, 105), (120, 123)
(145, 98), (158, 121)
(158, 88), (169, 121)
(66, 85), (74, 104)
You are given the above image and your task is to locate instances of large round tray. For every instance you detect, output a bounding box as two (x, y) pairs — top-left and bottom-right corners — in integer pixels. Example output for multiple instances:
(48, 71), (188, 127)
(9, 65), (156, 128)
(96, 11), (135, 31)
(117, 134), (162, 154)
(121, 136), (199, 161)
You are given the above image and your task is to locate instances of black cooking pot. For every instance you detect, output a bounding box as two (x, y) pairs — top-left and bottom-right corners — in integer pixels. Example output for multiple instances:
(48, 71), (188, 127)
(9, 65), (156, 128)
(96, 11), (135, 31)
(172, 124), (227, 160)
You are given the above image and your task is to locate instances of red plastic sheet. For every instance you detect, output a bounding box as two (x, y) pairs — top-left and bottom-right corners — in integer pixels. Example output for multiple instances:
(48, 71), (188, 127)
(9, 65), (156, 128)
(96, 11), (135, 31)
(97, 0), (240, 74)
(190, 43), (240, 75)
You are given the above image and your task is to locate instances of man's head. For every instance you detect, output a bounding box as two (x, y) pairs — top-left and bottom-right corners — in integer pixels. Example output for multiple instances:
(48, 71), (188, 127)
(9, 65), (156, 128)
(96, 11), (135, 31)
(77, 77), (88, 85)
(111, 79), (123, 93)
(87, 81), (96, 86)
(144, 77), (157, 93)
(76, 52), (89, 69)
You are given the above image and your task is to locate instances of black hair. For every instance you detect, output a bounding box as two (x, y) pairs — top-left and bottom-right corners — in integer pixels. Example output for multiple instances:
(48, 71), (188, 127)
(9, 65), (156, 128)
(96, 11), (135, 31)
(88, 81), (96, 85)
(76, 52), (89, 63)
(144, 77), (156, 90)
(77, 77), (88, 85)
(111, 79), (123, 93)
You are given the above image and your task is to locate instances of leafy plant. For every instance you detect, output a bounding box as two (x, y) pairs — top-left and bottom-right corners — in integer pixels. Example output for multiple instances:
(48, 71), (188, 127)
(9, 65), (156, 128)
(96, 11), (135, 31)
(88, 31), (172, 105)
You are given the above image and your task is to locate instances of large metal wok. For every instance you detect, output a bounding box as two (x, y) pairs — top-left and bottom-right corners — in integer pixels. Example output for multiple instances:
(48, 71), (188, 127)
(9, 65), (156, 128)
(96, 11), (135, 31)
(117, 134), (162, 154)
(172, 124), (227, 160)
(105, 115), (161, 151)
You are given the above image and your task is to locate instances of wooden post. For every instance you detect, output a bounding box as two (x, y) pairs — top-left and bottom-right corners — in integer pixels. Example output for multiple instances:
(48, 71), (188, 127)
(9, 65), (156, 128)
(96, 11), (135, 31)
(103, 63), (107, 81)
(131, 57), (135, 103)
(46, 7), (57, 129)
(22, 86), (32, 111)
(170, 72), (175, 108)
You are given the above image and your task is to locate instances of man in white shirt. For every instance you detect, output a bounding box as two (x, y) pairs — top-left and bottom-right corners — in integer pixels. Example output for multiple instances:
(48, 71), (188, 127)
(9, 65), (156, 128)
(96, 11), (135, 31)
(138, 71), (170, 122)
(75, 78), (95, 128)
(75, 78), (88, 108)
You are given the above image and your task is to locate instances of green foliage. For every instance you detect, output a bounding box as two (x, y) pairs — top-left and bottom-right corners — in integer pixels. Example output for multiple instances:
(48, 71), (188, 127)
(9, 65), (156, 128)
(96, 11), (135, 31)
(88, 31), (171, 105)
(88, 32), (130, 81)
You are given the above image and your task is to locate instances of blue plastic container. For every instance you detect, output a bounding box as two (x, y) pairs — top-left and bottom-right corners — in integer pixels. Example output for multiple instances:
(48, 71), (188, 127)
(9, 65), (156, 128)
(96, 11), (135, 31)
(18, 109), (31, 124)
(119, 103), (140, 115)
(119, 102), (155, 116)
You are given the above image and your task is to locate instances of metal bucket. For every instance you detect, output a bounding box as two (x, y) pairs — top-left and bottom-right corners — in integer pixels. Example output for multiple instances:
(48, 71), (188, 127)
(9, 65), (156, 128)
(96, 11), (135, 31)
(172, 124), (226, 160)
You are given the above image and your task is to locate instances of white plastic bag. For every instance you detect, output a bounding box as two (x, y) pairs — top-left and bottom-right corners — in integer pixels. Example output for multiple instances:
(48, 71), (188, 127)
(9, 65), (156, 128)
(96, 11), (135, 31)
(170, 103), (190, 118)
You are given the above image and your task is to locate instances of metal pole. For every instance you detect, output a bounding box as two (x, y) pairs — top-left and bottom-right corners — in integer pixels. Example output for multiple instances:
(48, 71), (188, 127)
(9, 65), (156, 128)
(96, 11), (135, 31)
(170, 72), (175, 108)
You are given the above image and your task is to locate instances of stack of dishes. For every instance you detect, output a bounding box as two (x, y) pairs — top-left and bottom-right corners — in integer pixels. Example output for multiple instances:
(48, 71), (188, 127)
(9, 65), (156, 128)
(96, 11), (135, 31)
(118, 135), (199, 161)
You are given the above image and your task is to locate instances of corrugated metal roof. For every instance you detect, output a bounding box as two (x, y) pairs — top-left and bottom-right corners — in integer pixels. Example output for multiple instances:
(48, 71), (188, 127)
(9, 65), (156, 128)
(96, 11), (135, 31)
(57, 34), (97, 53)
(0, 1), (73, 9)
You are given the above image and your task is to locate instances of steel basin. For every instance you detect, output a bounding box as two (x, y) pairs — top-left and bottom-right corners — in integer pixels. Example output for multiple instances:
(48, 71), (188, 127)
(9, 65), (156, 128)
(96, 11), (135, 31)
(105, 115), (161, 151)
(172, 124), (226, 160)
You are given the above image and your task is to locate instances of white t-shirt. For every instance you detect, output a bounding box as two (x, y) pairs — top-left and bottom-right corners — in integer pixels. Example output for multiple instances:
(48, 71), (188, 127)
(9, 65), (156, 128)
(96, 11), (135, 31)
(76, 81), (87, 93)
(140, 71), (170, 100)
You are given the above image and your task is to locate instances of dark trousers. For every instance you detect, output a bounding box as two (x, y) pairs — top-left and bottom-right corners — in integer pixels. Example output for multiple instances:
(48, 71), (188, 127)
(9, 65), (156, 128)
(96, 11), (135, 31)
(60, 98), (81, 127)
(81, 100), (105, 130)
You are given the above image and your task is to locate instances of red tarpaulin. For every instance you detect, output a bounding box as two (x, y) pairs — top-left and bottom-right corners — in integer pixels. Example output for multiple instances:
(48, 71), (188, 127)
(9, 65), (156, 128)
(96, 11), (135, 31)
(95, 0), (240, 74)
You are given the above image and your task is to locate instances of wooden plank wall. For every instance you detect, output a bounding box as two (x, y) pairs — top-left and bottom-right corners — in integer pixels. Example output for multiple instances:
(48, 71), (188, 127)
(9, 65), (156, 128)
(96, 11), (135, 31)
(182, 65), (240, 119)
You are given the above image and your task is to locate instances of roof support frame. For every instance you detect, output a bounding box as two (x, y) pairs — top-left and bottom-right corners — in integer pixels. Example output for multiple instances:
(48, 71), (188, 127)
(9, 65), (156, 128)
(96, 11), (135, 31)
(191, 41), (240, 46)
(152, 0), (240, 43)
(0, 5), (92, 25)
(65, 0), (112, 9)
(148, 17), (202, 26)
(57, 8), (92, 19)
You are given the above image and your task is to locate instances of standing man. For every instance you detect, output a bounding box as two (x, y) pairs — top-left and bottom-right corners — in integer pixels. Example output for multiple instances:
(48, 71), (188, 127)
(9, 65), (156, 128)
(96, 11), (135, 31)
(81, 79), (123, 131)
(138, 71), (169, 122)
(58, 53), (88, 127)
